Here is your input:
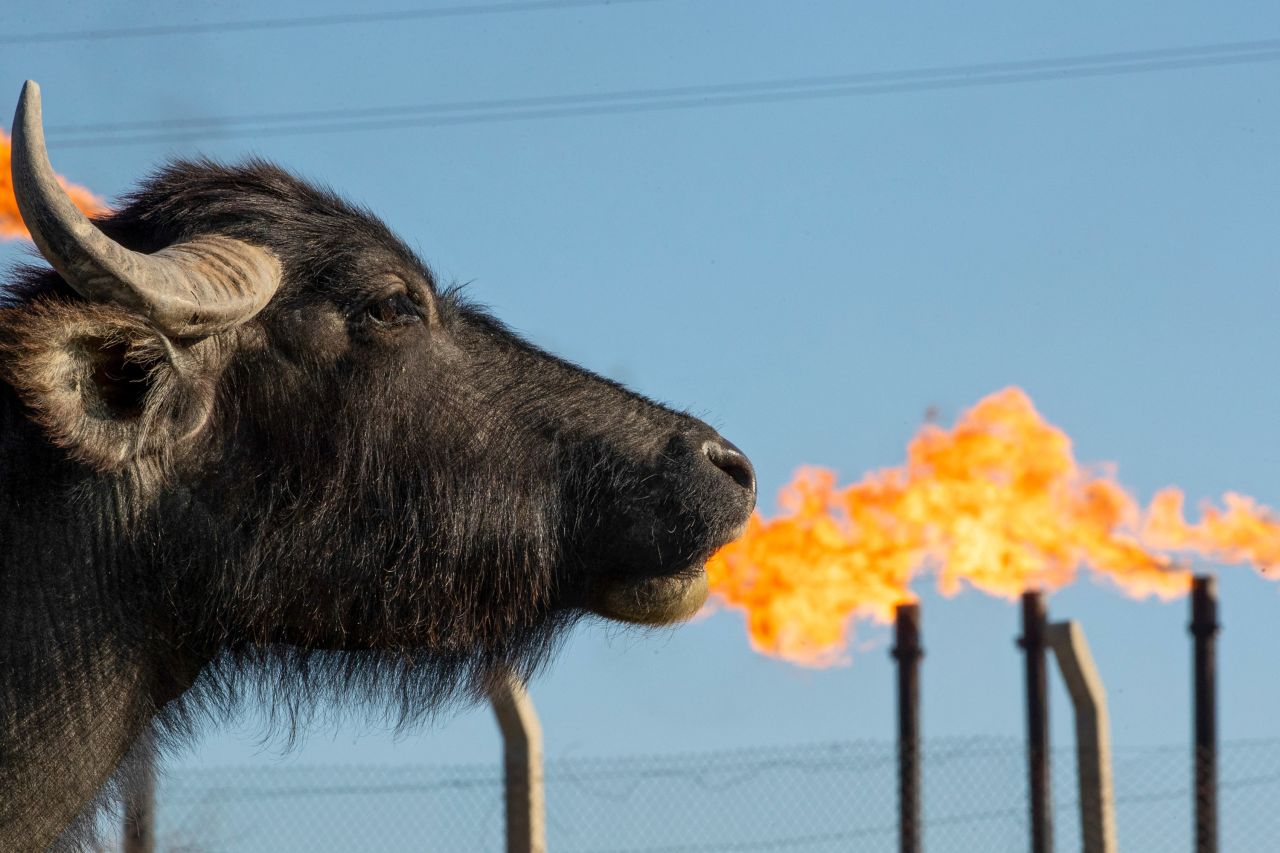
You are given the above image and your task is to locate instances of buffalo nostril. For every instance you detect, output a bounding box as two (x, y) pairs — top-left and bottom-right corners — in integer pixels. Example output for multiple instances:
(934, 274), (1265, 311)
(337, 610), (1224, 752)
(702, 440), (756, 495)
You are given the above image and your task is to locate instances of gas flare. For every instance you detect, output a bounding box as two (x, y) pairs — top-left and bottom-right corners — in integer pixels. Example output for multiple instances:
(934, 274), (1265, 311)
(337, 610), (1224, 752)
(708, 388), (1277, 666)
(1, 131), (107, 240)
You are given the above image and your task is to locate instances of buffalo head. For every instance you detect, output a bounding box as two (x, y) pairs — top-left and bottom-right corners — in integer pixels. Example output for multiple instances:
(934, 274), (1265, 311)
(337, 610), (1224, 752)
(0, 82), (754, 847)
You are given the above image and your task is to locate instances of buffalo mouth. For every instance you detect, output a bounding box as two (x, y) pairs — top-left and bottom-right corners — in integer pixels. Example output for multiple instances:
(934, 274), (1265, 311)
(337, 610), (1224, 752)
(578, 432), (755, 626)
(582, 505), (752, 626)
(587, 565), (710, 626)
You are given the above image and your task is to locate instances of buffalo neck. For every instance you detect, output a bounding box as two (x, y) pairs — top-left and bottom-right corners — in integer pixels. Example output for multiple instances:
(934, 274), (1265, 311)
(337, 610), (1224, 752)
(0, 393), (199, 850)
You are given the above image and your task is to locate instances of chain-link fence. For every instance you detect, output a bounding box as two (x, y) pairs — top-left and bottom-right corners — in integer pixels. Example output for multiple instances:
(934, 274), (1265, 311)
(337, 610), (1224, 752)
(119, 736), (1280, 852)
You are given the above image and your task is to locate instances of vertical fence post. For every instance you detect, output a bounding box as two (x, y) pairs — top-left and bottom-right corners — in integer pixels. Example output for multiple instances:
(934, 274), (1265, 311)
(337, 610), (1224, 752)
(1190, 575), (1219, 853)
(1019, 591), (1052, 853)
(121, 749), (155, 853)
(892, 602), (923, 853)
(490, 668), (546, 853)
(1045, 620), (1117, 853)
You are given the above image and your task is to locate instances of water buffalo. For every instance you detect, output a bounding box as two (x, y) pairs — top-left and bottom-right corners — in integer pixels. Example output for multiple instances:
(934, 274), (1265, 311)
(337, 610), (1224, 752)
(0, 82), (755, 850)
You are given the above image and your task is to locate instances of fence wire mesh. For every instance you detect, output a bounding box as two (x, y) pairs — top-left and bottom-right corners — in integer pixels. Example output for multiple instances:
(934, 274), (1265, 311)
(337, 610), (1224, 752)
(126, 737), (1280, 852)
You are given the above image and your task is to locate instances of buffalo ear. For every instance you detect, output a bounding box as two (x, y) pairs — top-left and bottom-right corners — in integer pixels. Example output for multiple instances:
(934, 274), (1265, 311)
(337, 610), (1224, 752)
(0, 298), (218, 470)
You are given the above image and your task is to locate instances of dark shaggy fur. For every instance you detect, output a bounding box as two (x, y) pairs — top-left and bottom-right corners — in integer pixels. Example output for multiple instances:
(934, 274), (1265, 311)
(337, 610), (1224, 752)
(0, 160), (754, 850)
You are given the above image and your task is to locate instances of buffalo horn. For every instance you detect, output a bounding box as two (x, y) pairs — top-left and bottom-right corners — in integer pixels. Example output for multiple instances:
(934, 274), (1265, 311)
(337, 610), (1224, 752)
(10, 80), (280, 338)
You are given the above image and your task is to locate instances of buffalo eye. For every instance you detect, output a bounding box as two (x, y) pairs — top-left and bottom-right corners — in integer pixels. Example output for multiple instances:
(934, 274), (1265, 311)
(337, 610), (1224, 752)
(362, 292), (422, 328)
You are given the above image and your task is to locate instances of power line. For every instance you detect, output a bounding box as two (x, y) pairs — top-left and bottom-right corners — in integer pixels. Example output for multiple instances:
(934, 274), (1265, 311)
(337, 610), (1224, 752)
(0, 0), (670, 46)
(43, 36), (1280, 136)
(39, 39), (1280, 149)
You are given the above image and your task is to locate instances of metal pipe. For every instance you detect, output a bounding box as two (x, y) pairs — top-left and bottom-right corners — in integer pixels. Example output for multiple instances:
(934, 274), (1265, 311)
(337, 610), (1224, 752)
(1019, 591), (1052, 853)
(1190, 575), (1219, 853)
(891, 602), (923, 853)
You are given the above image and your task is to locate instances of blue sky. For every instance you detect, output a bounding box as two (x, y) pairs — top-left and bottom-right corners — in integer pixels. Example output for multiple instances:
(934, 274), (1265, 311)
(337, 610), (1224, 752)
(4, 0), (1280, 781)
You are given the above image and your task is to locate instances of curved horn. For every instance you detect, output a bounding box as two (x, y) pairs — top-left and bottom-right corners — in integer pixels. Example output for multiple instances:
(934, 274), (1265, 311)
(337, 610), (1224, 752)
(11, 81), (280, 337)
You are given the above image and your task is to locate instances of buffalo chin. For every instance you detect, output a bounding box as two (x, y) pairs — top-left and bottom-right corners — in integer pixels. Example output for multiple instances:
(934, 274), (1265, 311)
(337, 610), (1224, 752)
(587, 567), (709, 626)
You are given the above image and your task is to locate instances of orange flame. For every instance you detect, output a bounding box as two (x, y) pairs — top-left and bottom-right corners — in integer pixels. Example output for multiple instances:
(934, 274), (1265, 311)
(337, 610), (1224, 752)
(708, 388), (1278, 666)
(1, 131), (108, 241)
